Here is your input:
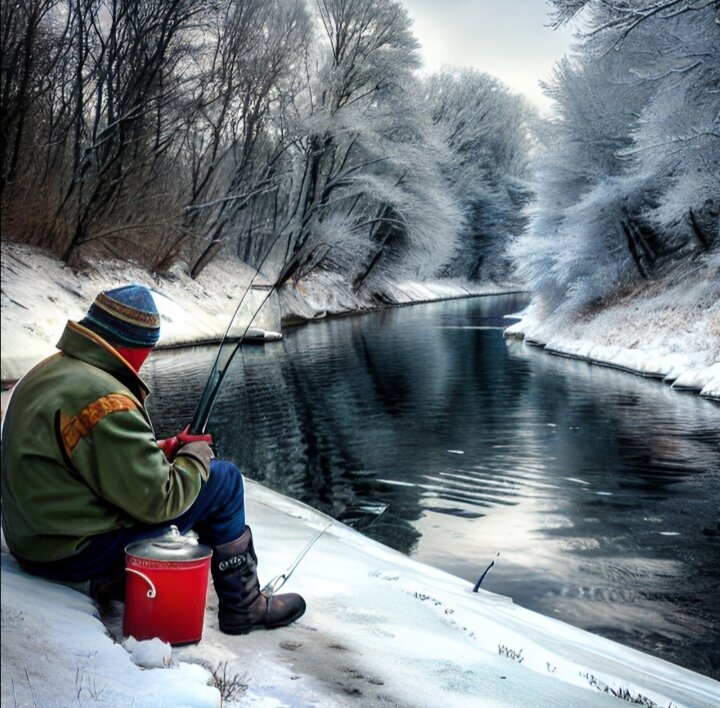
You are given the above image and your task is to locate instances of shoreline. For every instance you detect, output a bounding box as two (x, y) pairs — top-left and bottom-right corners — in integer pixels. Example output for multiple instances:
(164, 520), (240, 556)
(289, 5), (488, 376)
(0, 285), (524, 388)
(3, 480), (719, 707)
(3, 244), (720, 704)
(504, 326), (720, 402)
(0, 240), (524, 386)
(6, 241), (716, 403)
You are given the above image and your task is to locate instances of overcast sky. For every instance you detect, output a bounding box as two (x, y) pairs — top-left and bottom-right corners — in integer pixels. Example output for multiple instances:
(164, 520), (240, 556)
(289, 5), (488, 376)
(399, 0), (575, 112)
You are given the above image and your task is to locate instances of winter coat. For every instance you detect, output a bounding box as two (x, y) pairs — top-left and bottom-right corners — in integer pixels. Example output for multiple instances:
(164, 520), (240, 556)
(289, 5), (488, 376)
(1, 320), (211, 562)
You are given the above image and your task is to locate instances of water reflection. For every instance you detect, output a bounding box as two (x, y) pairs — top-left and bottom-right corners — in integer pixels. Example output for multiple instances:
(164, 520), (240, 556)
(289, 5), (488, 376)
(144, 294), (720, 677)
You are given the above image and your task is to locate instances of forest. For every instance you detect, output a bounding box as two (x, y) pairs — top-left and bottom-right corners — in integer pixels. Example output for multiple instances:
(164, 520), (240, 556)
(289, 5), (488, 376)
(514, 0), (719, 318)
(1, 0), (718, 312)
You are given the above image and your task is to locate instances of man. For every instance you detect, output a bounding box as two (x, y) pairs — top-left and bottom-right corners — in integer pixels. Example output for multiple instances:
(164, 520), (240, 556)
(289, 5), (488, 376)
(1, 284), (305, 634)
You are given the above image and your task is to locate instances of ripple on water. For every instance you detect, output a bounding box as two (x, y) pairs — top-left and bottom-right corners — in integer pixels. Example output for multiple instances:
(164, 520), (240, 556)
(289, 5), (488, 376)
(146, 297), (720, 677)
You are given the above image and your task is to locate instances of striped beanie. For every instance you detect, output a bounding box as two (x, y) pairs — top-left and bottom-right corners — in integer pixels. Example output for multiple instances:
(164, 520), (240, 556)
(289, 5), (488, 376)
(80, 284), (161, 348)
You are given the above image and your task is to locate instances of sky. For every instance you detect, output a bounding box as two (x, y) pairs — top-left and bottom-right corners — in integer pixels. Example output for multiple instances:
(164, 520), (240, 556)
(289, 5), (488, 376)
(399, 0), (575, 113)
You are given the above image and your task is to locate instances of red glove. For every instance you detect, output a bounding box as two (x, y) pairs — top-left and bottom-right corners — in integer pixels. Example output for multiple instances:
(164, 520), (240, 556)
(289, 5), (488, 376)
(158, 426), (213, 462)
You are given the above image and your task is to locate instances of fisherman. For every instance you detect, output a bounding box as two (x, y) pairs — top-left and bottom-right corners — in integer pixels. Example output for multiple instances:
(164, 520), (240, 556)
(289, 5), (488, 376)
(0, 284), (305, 634)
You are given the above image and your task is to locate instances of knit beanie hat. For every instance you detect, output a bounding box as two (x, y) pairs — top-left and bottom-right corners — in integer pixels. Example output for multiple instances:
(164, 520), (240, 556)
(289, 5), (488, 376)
(79, 284), (161, 348)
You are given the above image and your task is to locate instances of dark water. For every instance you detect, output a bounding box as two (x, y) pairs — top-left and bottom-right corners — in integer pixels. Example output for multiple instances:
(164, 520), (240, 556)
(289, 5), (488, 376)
(145, 295), (720, 678)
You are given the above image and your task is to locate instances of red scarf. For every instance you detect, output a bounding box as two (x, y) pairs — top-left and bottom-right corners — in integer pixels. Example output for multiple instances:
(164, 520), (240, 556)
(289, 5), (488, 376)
(115, 346), (153, 373)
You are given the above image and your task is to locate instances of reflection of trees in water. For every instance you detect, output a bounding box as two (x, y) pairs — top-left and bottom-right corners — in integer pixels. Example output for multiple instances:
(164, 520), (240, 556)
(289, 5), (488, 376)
(505, 340), (720, 491)
(145, 305), (719, 675)
(145, 294), (531, 556)
(218, 296), (531, 554)
(215, 325), (427, 554)
(144, 347), (216, 437)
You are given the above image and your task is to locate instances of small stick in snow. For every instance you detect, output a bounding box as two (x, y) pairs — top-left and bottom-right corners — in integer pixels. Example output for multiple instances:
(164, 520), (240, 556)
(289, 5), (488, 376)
(22, 659), (38, 708)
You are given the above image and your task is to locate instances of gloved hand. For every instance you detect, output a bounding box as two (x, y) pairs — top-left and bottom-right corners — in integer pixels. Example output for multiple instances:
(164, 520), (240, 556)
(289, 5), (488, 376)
(158, 426), (213, 462)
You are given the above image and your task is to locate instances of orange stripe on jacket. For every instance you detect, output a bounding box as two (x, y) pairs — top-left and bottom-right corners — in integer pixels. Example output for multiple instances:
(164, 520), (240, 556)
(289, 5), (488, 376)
(60, 393), (138, 456)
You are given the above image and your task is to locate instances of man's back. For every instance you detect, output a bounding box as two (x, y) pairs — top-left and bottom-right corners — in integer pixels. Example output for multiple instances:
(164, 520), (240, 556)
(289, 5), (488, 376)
(1, 320), (205, 563)
(1, 338), (142, 561)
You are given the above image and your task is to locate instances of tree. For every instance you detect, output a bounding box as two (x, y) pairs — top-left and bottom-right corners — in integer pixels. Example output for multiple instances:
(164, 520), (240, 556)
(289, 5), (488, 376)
(511, 0), (719, 316)
(425, 70), (535, 281)
(181, 0), (312, 278)
(2, 0), (533, 293)
(0, 0), (67, 196)
(267, 0), (429, 287)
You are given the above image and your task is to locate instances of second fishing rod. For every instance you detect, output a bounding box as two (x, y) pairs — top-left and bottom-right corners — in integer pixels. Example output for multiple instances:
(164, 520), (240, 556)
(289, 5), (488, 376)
(188, 231), (304, 436)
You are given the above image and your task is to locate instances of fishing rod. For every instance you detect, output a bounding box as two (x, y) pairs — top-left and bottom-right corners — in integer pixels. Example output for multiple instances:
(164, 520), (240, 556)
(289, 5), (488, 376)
(188, 230), (290, 435)
(190, 282), (281, 434)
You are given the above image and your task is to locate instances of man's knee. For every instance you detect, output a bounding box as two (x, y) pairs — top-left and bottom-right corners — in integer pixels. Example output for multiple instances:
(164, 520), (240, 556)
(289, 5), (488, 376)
(208, 459), (244, 497)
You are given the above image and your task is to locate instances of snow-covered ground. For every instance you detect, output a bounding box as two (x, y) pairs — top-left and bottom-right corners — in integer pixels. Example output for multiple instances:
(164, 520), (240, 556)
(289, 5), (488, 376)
(3, 481), (719, 708)
(3, 241), (719, 706)
(1, 242), (508, 385)
(504, 260), (720, 401)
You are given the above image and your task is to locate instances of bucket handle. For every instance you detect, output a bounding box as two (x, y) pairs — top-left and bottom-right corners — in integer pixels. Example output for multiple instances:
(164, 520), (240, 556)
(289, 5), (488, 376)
(126, 568), (157, 599)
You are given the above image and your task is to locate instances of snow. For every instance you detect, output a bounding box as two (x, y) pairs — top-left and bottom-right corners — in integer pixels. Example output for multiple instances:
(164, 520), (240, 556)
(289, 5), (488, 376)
(1, 552), (219, 707)
(123, 637), (174, 669)
(3, 242), (720, 706)
(1, 242), (504, 385)
(3, 481), (719, 707)
(0, 243), (284, 384)
(504, 266), (720, 401)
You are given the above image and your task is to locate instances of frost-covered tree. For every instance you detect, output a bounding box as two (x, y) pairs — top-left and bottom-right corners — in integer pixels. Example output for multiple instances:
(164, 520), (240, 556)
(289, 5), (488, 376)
(342, 87), (465, 291)
(626, 6), (720, 255)
(511, 0), (719, 316)
(265, 0), (442, 287)
(425, 70), (535, 282)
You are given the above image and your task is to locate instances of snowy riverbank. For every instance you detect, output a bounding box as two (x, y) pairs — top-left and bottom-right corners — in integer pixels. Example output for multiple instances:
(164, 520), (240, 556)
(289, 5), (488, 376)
(3, 242), (720, 705)
(504, 259), (720, 401)
(1, 242), (509, 385)
(3, 480), (719, 707)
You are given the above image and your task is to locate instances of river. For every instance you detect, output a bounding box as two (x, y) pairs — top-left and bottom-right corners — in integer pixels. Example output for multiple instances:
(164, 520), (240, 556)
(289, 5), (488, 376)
(145, 294), (720, 678)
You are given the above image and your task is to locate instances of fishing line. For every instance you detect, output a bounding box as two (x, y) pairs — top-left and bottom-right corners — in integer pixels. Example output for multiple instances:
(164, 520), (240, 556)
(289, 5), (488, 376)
(262, 521), (335, 596)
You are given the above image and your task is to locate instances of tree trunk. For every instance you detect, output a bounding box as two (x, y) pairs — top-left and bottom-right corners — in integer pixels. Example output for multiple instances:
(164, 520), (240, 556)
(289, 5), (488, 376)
(688, 208), (709, 251)
(621, 220), (649, 279)
(191, 238), (223, 279)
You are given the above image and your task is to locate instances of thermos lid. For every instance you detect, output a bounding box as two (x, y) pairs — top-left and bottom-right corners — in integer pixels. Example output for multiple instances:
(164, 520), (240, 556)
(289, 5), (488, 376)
(125, 525), (212, 561)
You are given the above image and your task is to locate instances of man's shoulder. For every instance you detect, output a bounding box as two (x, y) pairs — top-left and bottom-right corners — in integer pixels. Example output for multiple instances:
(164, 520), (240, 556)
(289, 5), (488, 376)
(19, 353), (139, 407)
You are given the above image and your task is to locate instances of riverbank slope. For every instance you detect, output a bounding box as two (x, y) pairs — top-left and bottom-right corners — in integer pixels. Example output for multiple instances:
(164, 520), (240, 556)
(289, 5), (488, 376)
(1, 242), (510, 385)
(504, 255), (720, 401)
(3, 481), (719, 707)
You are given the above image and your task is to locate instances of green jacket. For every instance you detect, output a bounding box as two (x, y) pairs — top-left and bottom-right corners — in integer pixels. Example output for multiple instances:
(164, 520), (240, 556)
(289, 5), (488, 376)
(1, 321), (210, 562)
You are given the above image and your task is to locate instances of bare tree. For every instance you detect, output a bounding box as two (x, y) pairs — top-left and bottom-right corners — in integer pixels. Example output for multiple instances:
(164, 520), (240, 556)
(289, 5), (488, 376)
(1, 0), (68, 195)
(184, 0), (311, 278)
(55, 0), (207, 262)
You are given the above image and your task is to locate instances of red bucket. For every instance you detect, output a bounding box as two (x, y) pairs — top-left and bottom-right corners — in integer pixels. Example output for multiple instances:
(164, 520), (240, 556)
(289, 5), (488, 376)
(123, 527), (213, 646)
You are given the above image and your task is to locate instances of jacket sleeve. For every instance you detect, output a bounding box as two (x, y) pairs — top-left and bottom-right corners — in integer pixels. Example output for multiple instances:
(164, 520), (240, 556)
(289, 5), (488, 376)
(72, 406), (208, 524)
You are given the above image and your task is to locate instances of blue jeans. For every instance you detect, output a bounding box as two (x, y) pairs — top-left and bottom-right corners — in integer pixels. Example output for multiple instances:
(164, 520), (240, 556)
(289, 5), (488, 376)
(17, 460), (246, 584)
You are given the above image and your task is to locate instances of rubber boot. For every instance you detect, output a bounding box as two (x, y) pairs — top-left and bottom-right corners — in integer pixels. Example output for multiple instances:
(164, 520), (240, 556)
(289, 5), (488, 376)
(211, 526), (306, 634)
